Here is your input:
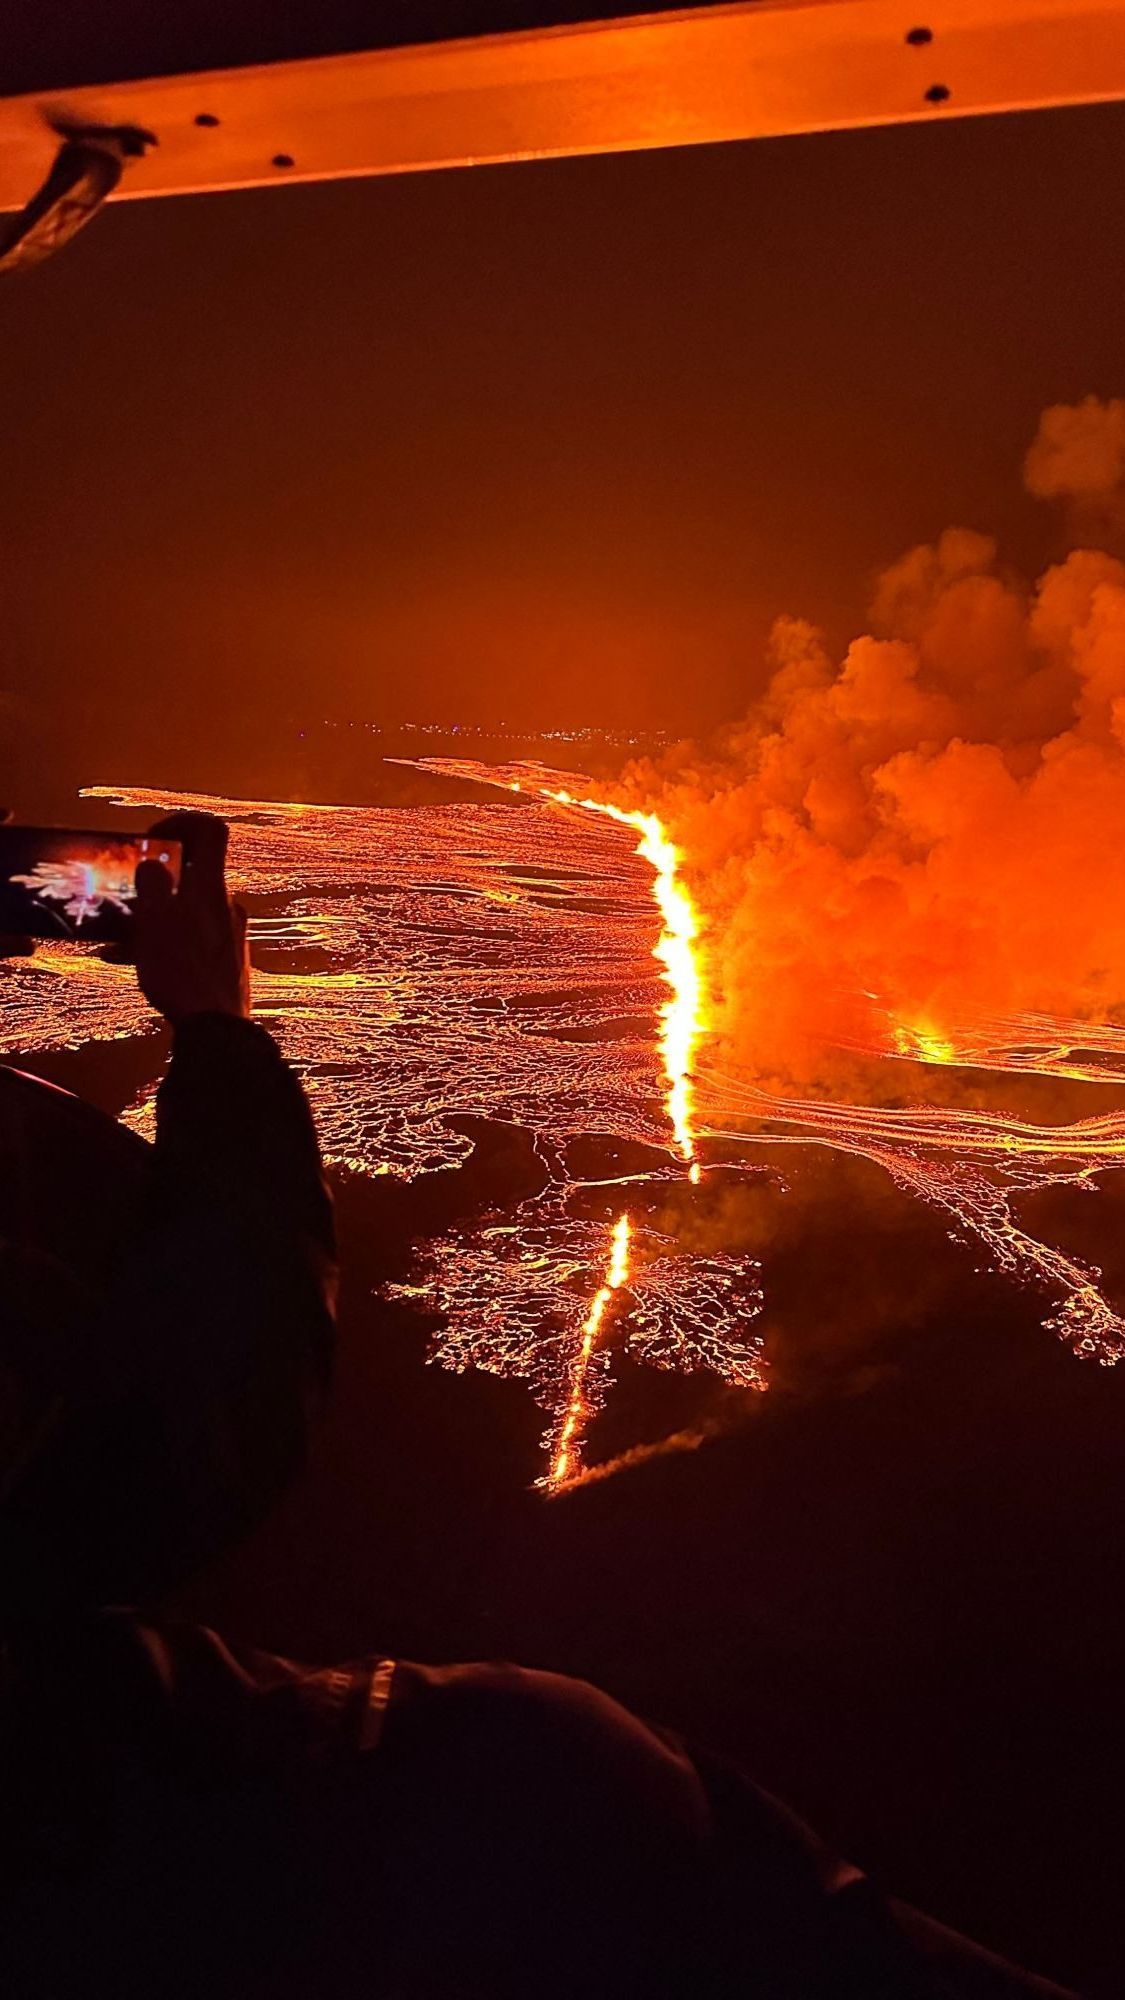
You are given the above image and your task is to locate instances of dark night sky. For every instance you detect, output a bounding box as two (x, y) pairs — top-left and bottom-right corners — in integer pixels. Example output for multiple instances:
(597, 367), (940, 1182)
(3, 96), (1125, 785)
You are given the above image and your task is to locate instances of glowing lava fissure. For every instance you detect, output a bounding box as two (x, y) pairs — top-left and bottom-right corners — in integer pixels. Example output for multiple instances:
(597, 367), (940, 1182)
(403, 757), (714, 1483)
(6, 777), (764, 1494)
(545, 1212), (632, 1490)
(405, 758), (706, 1183)
(409, 759), (1125, 1373)
(547, 790), (702, 1180)
(7, 767), (1124, 1497)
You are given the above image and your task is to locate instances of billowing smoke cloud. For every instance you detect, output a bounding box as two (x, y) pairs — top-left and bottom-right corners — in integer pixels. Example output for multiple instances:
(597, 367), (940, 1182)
(1024, 394), (1125, 509)
(618, 399), (1125, 1088)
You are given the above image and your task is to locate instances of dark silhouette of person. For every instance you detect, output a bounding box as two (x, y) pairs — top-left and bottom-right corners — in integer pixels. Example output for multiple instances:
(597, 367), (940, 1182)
(0, 812), (1079, 1999)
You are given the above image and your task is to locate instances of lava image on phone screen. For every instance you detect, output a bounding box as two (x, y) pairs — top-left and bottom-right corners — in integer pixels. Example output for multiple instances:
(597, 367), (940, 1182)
(0, 829), (183, 943)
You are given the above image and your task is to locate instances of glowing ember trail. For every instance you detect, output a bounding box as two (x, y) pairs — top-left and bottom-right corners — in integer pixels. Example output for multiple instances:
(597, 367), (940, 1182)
(545, 1211), (632, 1490)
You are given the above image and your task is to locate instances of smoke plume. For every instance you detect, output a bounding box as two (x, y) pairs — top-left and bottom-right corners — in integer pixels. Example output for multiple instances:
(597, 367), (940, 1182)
(1024, 395), (1125, 513)
(619, 399), (1125, 1088)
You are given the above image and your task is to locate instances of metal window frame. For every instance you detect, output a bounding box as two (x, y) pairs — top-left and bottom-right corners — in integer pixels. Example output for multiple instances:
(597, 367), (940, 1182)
(2, 0), (1125, 217)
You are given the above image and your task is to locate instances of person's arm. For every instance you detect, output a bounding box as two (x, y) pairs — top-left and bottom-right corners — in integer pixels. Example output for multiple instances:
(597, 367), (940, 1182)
(93, 811), (337, 1596)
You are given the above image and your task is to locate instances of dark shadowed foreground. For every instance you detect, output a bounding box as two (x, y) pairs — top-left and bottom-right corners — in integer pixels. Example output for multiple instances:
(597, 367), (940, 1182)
(11, 1023), (1123, 1999)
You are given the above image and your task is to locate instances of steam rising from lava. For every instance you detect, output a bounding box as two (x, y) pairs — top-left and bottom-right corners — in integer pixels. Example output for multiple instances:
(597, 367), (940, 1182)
(423, 402), (1125, 1380)
(612, 399), (1125, 1091)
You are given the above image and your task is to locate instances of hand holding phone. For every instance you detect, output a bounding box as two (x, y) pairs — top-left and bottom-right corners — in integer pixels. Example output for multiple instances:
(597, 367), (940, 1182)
(134, 812), (250, 1025)
(0, 809), (248, 1024)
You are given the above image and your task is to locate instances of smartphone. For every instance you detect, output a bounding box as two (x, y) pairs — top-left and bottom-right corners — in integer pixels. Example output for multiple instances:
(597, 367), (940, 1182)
(0, 826), (183, 943)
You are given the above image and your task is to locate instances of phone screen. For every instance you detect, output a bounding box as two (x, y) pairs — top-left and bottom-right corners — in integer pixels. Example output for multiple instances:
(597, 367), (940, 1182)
(0, 828), (183, 943)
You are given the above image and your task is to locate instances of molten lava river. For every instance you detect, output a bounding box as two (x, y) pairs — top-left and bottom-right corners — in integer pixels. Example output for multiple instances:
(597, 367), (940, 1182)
(3, 768), (1124, 1488)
